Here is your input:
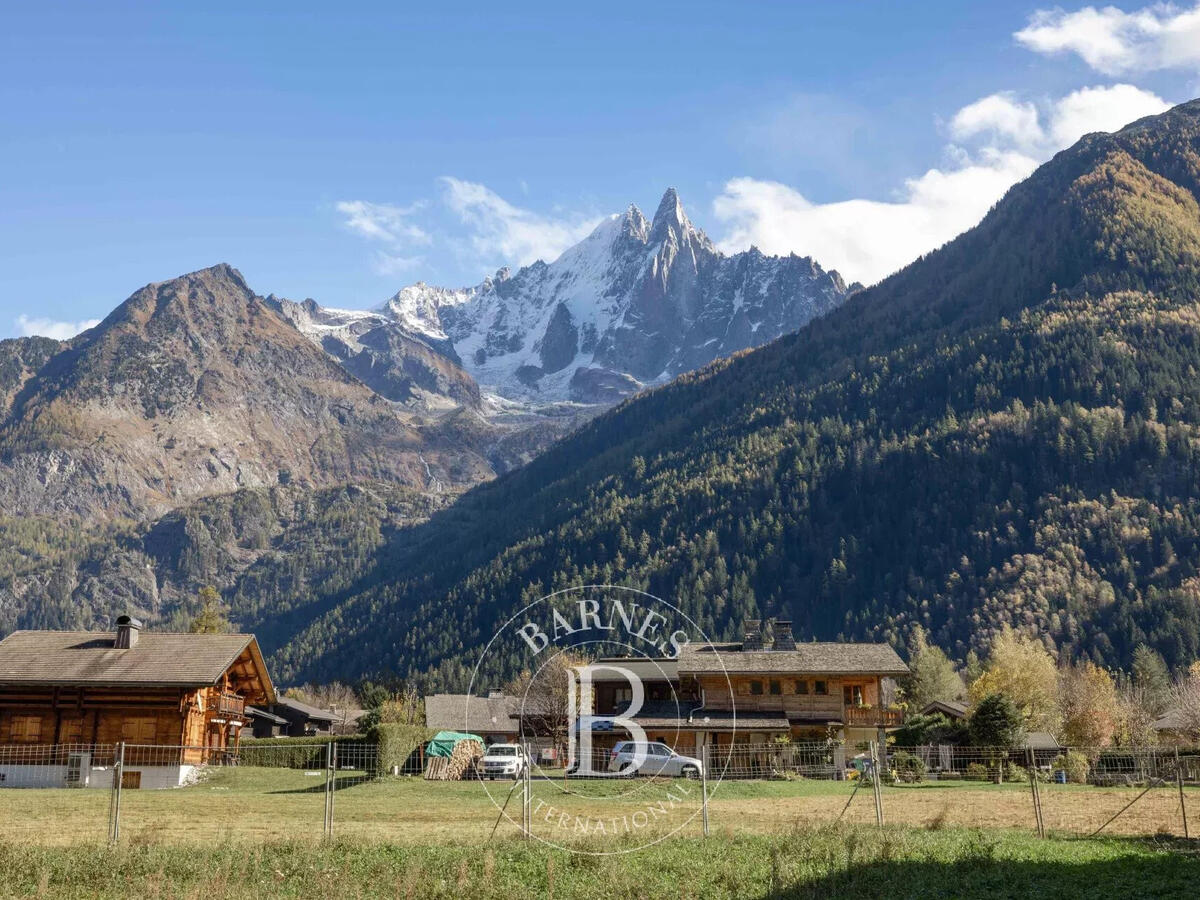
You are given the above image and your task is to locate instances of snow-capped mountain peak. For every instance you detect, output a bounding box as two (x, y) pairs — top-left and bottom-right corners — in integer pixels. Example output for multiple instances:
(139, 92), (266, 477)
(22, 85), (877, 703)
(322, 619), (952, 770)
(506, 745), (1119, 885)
(285, 189), (853, 405)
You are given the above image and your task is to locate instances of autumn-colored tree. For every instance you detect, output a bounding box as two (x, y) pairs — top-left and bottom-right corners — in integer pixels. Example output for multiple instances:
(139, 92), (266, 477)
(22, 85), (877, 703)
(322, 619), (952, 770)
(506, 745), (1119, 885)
(1169, 669), (1200, 742)
(188, 586), (232, 634)
(379, 687), (424, 726)
(901, 626), (965, 711)
(1057, 662), (1119, 748)
(1131, 644), (1172, 717)
(1115, 682), (1159, 748)
(504, 650), (592, 752)
(968, 628), (1060, 733)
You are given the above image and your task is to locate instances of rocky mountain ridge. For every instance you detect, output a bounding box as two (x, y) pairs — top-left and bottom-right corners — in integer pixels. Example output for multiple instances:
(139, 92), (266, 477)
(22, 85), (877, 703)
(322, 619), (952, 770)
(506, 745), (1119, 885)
(0, 265), (494, 521)
(285, 189), (855, 404)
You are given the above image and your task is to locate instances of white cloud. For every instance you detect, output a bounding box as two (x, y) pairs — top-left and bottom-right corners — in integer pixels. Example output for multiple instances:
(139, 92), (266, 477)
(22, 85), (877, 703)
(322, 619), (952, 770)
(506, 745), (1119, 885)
(1016, 3), (1200, 75)
(950, 93), (1044, 151)
(335, 183), (600, 280)
(714, 153), (1039, 285)
(439, 177), (603, 268)
(713, 83), (1169, 285)
(335, 200), (430, 245)
(1047, 83), (1170, 146)
(15, 315), (100, 341)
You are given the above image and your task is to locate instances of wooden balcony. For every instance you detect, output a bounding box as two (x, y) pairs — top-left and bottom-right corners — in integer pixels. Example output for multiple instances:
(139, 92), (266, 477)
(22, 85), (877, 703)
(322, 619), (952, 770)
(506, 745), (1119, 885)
(216, 692), (245, 717)
(844, 707), (904, 727)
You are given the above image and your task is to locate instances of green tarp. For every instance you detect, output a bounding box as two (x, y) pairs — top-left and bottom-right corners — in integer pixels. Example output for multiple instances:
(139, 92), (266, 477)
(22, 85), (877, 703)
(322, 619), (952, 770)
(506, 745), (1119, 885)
(425, 730), (484, 757)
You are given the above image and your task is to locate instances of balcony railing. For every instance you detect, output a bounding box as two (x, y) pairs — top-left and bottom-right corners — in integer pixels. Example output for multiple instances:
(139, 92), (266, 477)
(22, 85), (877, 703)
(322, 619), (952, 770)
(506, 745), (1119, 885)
(216, 692), (245, 717)
(844, 707), (904, 727)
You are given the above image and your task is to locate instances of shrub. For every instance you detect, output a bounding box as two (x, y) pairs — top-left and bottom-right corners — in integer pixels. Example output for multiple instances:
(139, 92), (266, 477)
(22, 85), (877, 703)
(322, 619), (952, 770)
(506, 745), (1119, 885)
(965, 762), (988, 780)
(890, 750), (926, 783)
(1053, 750), (1091, 784)
(237, 735), (367, 769)
(1004, 762), (1028, 783)
(369, 723), (435, 776)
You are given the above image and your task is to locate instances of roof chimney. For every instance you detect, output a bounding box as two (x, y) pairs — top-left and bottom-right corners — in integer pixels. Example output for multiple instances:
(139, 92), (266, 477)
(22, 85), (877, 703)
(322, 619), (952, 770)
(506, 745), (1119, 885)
(114, 615), (142, 649)
(743, 618), (763, 651)
(774, 620), (796, 651)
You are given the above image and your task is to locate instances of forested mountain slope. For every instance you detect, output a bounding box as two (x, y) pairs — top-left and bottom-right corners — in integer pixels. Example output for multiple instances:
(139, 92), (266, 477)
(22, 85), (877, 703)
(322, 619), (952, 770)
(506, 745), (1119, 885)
(266, 99), (1200, 688)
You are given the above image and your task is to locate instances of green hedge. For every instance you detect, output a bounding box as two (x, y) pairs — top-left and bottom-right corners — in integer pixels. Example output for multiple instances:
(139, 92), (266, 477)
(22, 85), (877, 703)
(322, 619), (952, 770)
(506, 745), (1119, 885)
(369, 723), (435, 776)
(237, 735), (368, 769)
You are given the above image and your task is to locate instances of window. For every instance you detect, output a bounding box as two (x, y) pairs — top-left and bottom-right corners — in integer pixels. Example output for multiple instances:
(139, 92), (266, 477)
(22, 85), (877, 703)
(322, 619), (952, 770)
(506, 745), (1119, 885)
(814, 680), (828, 695)
(769, 679), (781, 695)
(749, 680), (764, 695)
(844, 685), (864, 706)
(794, 680), (809, 695)
(614, 686), (633, 705)
(9, 715), (42, 743)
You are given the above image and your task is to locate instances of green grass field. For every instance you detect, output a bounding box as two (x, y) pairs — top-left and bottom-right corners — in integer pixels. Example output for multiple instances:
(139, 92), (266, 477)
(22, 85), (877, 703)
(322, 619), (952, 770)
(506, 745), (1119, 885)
(2, 826), (1197, 898)
(4, 766), (1197, 848)
(3, 770), (1199, 897)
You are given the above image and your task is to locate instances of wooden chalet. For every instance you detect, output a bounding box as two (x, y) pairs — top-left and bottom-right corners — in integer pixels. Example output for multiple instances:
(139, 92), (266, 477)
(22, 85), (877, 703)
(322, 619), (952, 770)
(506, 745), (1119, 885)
(584, 619), (909, 755)
(0, 616), (274, 787)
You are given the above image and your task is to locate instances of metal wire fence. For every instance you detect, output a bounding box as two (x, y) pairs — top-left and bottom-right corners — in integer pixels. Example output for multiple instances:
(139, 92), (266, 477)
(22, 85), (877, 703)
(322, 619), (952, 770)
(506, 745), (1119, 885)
(1, 739), (1196, 846)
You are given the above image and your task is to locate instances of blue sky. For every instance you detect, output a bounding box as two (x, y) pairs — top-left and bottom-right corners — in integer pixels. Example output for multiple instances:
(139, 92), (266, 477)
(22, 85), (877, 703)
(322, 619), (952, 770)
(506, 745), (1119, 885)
(2, 1), (1199, 338)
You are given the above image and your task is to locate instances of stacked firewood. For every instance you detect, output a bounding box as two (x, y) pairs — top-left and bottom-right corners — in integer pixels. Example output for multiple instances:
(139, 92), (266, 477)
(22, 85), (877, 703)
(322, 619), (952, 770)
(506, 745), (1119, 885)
(424, 740), (484, 780)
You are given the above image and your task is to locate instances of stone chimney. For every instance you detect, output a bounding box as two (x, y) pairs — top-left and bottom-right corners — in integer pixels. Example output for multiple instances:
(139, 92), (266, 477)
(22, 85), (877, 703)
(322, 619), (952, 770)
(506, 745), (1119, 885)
(114, 615), (142, 649)
(743, 618), (764, 651)
(773, 619), (796, 651)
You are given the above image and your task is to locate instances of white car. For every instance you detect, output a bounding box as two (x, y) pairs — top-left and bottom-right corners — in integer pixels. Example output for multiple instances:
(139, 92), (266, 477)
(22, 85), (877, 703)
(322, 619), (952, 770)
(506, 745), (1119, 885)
(480, 743), (528, 780)
(607, 741), (703, 778)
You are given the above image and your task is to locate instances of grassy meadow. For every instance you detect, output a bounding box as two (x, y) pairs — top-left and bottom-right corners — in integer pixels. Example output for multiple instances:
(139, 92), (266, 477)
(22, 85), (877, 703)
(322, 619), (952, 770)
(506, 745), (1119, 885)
(3, 769), (1198, 897)
(3, 766), (1196, 847)
(2, 826), (1198, 899)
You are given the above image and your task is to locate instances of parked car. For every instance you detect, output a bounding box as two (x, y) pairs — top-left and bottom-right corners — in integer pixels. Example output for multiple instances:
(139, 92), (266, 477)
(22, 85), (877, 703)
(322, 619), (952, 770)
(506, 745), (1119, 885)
(607, 741), (703, 778)
(480, 743), (528, 780)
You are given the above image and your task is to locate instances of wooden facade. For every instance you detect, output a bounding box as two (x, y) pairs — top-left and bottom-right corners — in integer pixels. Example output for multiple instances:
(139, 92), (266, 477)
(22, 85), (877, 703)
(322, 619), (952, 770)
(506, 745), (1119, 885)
(583, 621), (909, 753)
(691, 673), (901, 728)
(0, 620), (274, 775)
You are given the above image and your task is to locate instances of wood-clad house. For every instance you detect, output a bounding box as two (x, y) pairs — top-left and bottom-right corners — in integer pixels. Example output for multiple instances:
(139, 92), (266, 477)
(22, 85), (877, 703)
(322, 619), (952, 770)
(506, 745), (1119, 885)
(0, 617), (274, 788)
(585, 619), (909, 756)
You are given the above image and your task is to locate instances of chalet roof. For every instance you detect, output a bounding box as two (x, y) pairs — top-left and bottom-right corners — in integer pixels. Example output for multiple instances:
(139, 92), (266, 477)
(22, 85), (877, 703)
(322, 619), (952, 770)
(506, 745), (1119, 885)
(273, 697), (338, 723)
(1024, 731), (1061, 751)
(919, 699), (968, 719)
(678, 642), (909, 677)
(590, 657), (679, 681)
(1153, 709), (1187, 732)
(426, 693), (519, 734)
(0, 630), (275, 701)
(246, 706), (288, 725)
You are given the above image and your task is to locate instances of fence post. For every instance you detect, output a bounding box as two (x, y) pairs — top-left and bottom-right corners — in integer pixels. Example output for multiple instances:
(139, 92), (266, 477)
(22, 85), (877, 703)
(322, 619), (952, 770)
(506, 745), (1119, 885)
(330, 741), (338, 840)
(108, 741), (125, 845)
(700, 743), (710, 837)
(1026, 746), (1045, 838)
(869, 741), (884, 826)
(522, 751), (532, 841)
(1177, 747), (1190, 840)
(323, 741), (333, 841)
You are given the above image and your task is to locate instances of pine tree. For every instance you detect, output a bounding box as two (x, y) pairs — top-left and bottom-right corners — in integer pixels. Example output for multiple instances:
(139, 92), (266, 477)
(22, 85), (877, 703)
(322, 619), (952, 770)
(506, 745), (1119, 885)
(188, 586), (232, 634)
